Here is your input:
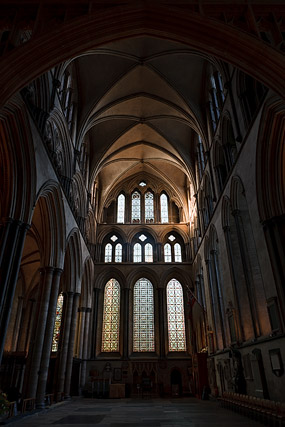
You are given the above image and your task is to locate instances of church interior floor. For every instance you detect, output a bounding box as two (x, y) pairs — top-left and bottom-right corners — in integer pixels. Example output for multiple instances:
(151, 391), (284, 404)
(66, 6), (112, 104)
(6, 397), (264, 427)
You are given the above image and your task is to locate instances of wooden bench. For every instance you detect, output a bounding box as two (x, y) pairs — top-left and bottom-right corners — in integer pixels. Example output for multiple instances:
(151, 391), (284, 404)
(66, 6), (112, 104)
(219, 392), (285, 426)
(21, 397), (35, 413)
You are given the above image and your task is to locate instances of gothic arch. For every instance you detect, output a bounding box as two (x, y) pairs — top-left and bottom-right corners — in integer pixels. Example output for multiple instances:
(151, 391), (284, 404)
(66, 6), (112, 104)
(64, 229), (82, 293)
(127, 268), (160, 290)
(0, 4), (284, 110)
(35, 181), (66, 268)
(256, 96), (285, 222)
(0, 95), (36, 223)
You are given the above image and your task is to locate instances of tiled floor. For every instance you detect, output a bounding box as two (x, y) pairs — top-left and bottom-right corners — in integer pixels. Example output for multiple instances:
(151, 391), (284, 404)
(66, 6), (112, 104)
(7, 397), (263, 427)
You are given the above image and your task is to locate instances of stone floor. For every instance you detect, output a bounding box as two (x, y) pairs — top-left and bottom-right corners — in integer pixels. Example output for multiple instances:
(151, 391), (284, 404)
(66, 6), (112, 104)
(7, 397), (263, 427)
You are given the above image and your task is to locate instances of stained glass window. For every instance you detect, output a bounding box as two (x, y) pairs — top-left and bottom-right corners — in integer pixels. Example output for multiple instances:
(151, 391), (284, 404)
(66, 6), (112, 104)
(133, 278), (155, 352)
(101, 279), (120, 352)
(52, 293), (64, 352)
(105, 243), (112, 262)
(134, 243), (142, 262)
(145, 243), (153, 262)
(168, 235), (176, 242)
(115, 243), (122, 262)
(160, 193), (168, 223)
(164, 243), (172, 262)
(139, 234), (147, 242)
(174, 243), (182, 262)
(132, 191), (141, 223)
(145, 192), (154, 223)
(167, 279), (186, 351)
(117, 194), (125, 223)
(110, 235), (118, 242)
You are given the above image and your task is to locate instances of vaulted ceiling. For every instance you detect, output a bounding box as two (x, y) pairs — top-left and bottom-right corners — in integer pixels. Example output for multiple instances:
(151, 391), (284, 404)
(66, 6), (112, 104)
(71, 36), (223, 206)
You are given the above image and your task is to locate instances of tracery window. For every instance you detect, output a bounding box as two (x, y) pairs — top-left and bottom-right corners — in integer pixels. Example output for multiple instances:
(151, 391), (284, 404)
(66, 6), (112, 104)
(160, 193), (169, 223)
(145, 243), (153, 262)
(133, 278), (155, 352)
(167, 279), (186, 351)
(115, 243), (122, 262)
(52, 292), (64, 352)
(101, 279), (120, 352)
(105, 243), (112, 263)
(133, 243), (142, 262)
(117, 194), (125, 223)
(164, 243), (172, 262)
(132, 191), (141, 223)
(164, 235), (183, 263)
(145, 191), (154, 223)
(174, 243), (182, 262)
(104, 235), (123, 262)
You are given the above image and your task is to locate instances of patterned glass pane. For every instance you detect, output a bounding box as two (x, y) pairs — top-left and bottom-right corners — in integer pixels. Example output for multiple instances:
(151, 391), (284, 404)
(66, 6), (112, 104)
(101, 279), (120, 352)
(117, 194), (125, 223)
(132, 191), (141, 223)
(164, 243), (172, 262)
(174, 243), (182, 262)
(160, 194), (168, 223)
(105, 243), (112, 262)
(133, 278), (155, 352)
(145, 192), (154, 223)
(167, 279), (186, 351)
(52, 293), (64, 352)
(115, 243), (122, 262)
(133, 243), (142, 262)
(145, 243), (153, 262)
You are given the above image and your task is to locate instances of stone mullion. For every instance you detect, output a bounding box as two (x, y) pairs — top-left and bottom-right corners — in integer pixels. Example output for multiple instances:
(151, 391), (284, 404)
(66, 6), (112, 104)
(122, 288), (130, 359)
(36, 268), (63, 408)
(64, 292), (80, 398)
(56, 291), (74, 397)
(158, 288), (166, 359)
(90, 288), (100, 358)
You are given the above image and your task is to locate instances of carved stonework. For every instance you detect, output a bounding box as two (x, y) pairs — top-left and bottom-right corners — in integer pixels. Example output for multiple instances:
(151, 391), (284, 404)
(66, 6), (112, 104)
(44, 119), (64, 174)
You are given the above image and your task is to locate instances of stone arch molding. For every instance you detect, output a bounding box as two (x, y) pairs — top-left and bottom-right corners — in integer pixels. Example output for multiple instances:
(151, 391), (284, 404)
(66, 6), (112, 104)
(0, 4), (284, 111)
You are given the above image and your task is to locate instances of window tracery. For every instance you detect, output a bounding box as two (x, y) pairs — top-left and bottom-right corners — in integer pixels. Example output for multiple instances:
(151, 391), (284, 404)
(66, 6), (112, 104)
(132, 191), (141, 223)
(160, 193), (169, 223)
(117, 194), (125, 223)
(52, 293), (64, 352)
(101, 279), (120, 352)
(167, 279), (186, 351)
(133, 278), (155, 352)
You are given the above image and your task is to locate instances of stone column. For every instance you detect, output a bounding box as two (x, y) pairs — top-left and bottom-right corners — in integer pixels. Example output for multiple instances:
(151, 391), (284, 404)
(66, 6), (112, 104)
(233, 209), (259, 337)
(64, 293), (80, 398)
(122, 288), (130, 359)
(11, 296), (24, 352)
(36, 268), (63, 408)
(90, 288), (100, 359)
(77, 307), (87, 359)
(0, 219), (30, 363)
(25, 266), (55, 399)
(211, 250), (226, 347)
(223, 225), (244, 342)
(158, 287), (166, 358)
(80, 308), (91, 393)
(156, 242), (162, 262)
(56, 292), (74, 397)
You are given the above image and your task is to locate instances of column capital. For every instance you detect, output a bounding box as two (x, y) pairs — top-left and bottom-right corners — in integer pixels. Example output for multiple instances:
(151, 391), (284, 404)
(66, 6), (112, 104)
(54, 268), (64, 277)
(39, 266), (55, 275)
